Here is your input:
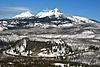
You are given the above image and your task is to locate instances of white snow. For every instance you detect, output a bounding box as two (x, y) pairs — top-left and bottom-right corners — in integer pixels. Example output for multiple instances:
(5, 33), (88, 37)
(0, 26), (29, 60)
(21, 51), (28, 56)
(12, 11), (34, 18)
(19, 35), (28, 38)
(0, 27), (4, 31)
(19, 39), (27, 53)
(6, 39), (28, 56)
(58, 23), (73, 27)
(95, 35), (100, 39)
(91, 40), (100, 42)
(73, 16), (89, 21)
(7, 25), (15, 27)
(41, 48), (47, 51)
(82, 30), (94, 34)
(34, 23), (43, 26)
(51, 39), (64, 44)
(41, 24), (57, 28)
(67, 16), (96, 24)
(7, 62), (14, 65)
(6, 49), (19, 55)
(83, 52), (95, 55)
(1, 21), (8, 26)
(53, 63), (65, 67)
(37, 52), (59, 57)
(31, 33), (95, 39)
(68, 34), (95, 39)
(36, 8), (64, 18)
(38, 45), (66, 57)
(34, 23), (57, 28)
(2, 26), (8, 30)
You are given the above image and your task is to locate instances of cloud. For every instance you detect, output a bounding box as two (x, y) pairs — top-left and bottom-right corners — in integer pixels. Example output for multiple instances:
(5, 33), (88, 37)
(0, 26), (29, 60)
(0, 7), (30, 15)
(8, 7), (30, 11)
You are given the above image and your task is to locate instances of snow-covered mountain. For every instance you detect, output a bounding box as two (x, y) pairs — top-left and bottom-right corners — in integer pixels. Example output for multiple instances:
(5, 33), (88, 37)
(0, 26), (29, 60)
(36, 8), (64, 18)
(11, 8), (99, 24)
(12, 11), (34, 18)
(0, 8), (99, 30)
(67, 16), (96, 24)
(34, 8), (98, 23)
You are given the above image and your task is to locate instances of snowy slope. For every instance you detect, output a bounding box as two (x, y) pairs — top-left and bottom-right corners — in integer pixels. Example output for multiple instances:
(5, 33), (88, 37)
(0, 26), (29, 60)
(67, 16), (96, 24)
(73, 16), (89, 21)
(0, 27), (4, 31)
(36, 8), (64, 18)
(12, 11), (34, 18)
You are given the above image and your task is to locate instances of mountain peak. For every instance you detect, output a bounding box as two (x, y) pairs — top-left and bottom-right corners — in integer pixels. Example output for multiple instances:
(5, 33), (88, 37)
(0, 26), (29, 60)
(53, 8), (59, 12)
(12, 11), (34, 18)
(36, 8), (64, 18)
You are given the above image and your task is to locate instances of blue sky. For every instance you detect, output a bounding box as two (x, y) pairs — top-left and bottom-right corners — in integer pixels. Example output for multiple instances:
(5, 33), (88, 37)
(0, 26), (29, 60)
(0, 0), (100, 21)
